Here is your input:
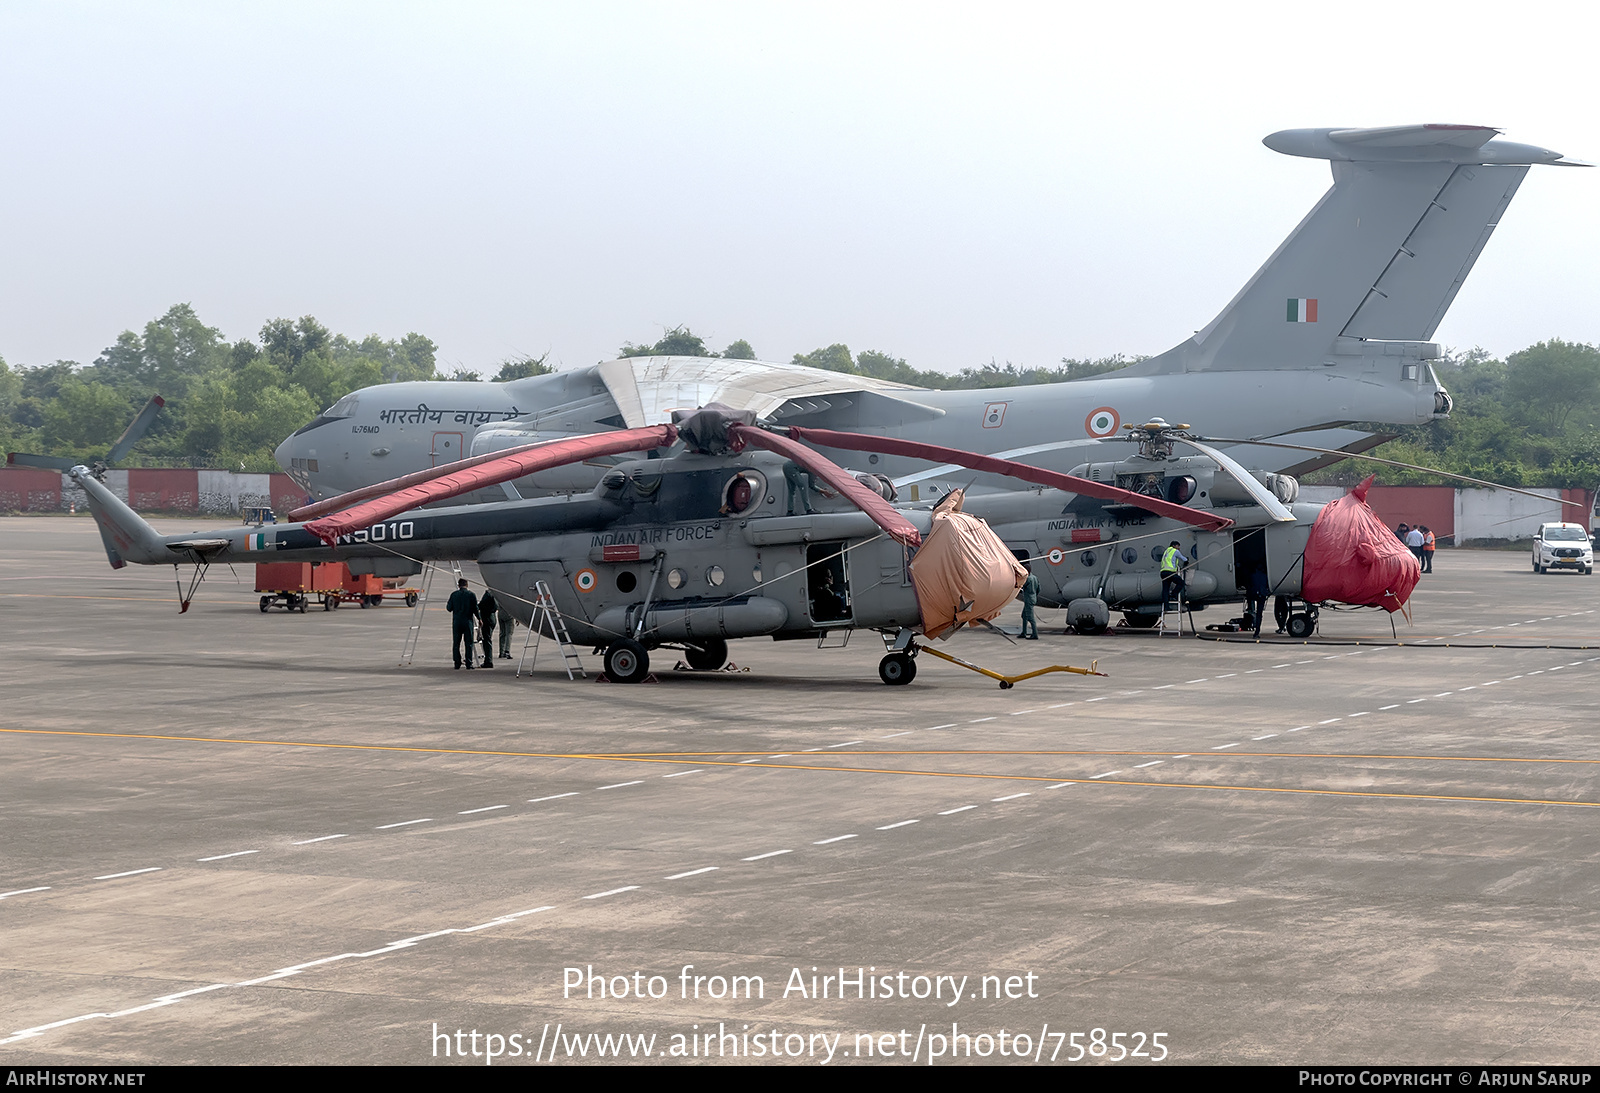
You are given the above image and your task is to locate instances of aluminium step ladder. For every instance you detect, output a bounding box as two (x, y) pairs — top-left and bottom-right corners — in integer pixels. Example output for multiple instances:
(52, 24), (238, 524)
(517, 579), (587, 679)
(398, 561), (465, 666)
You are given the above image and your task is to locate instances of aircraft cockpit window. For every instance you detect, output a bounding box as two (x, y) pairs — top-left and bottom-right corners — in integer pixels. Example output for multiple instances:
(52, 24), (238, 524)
(630, 472), (663, 496)
(325, 393), (359, 418)
(600, 470), (628, 494)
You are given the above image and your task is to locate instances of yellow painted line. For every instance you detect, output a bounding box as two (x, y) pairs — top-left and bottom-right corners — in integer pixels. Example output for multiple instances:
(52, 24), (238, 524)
(2, 729), (1595, 810)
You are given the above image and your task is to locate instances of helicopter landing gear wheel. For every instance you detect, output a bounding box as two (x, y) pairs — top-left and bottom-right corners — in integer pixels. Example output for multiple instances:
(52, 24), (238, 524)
(684, 638), (728, 671)
(878, 652), (917, 686)
(1287, 612), (1316, 639)
(604, 639), (651, 683)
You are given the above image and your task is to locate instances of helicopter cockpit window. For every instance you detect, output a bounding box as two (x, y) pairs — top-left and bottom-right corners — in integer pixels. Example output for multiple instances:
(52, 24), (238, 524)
(600, 470), (628, 494)
(722, 470), (765, 515)
(630, 472), (663, 496)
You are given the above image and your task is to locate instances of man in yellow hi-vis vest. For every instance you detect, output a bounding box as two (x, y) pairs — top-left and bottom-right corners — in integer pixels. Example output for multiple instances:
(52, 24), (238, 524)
(1160, 541), (1189, 608)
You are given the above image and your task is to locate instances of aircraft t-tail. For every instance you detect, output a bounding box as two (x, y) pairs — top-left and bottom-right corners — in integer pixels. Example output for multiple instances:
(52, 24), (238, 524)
(76, 408), (1432, 687)
(274, 123), (1583, 514)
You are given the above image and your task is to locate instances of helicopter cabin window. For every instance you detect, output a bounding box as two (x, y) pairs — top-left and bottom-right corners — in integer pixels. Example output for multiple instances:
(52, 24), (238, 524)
(616, 570), (638, 593)
(722, 470), (765, 515)
(666, 568), (686, 590)
(705, 565), (725, 587)
(806, 543), (852, 624)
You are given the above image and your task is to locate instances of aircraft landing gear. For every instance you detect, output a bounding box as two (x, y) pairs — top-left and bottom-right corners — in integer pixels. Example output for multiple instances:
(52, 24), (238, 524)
(1287, 608), (1319, 639)
(684, 638), (728, 671)
(604, 638), (651, 683)
(878, 652), (917, 685)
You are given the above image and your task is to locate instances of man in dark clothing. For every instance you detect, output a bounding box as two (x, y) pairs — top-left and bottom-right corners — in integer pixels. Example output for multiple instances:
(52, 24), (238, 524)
(1246, 565), (1270, 637)
(1018, 570), (1040, 639)
(446, 579), (479, 670)
(477, 590), (498, 668)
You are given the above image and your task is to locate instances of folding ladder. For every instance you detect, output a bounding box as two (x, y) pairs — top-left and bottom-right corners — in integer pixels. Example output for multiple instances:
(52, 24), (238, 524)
(517, 580), (587, 680)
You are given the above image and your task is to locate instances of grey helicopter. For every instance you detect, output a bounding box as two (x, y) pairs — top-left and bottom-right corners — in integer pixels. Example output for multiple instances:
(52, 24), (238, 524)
(69, 405), (1425, 688)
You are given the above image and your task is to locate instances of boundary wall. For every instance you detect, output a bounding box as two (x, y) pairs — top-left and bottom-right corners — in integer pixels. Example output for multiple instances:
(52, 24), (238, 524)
(1297, 485), (1592, 544)
(0, 468), (306, 517)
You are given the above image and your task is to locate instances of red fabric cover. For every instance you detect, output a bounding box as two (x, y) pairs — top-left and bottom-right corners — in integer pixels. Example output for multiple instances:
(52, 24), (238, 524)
(784, 426), (1235, 531)
(728, 424), (922, 548)
(289, 439), (554, 521)
(304, 426), (677, 546)
(1301, 476), (1420, 613)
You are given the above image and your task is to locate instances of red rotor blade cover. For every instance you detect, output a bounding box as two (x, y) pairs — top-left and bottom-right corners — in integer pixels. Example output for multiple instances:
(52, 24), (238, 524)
(783, 426), (1234, 531)
(727, 425), (922, 549)
(303, 425), (678, 546)
(289, 439), (558, 522)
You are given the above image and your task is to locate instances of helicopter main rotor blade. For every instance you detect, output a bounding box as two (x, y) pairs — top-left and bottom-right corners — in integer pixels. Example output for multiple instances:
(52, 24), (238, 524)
(1171, 437), (1296, 522)
(289, 438), (559, 521)
(727, 425), (923, 548)
(105, 395), (165, 466)
(1200, 437), (1575, 506)
(781, 426), (1235, 532)
(6, 452), (77, 472)
(304, 425), (678, 546)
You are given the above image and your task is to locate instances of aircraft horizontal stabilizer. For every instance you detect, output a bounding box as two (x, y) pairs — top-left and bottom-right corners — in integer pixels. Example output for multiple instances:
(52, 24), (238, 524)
(1264, 124), (1583, 166)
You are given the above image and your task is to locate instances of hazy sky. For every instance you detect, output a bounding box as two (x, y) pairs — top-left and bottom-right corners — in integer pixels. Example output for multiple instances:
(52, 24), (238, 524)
(3, 2), (1596, 377)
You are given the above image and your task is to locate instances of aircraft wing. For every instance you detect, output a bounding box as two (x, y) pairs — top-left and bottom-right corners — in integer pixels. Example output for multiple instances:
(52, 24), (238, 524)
(595, 356), (941, 428)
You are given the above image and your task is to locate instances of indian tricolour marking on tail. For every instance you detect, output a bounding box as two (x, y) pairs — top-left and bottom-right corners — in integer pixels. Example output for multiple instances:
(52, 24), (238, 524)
(1287, 298), (1318, 323)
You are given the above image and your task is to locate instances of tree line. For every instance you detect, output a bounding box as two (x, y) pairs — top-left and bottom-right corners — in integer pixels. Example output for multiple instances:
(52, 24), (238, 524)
(4, 307), (1599, 488)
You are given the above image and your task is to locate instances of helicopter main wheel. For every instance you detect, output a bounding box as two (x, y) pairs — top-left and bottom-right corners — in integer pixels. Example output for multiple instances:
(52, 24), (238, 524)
(259, 595), (271, 613)
(1287, 612), (1315, 639)
(878, 652), (917, 686)
(604, 639), (651, 684)
(684, 638), (728, 671)
(1121, 611), (1159, 629)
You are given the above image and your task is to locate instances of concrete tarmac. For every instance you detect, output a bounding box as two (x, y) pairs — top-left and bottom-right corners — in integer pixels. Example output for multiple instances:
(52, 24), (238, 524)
(2, 515), (1598, 1065)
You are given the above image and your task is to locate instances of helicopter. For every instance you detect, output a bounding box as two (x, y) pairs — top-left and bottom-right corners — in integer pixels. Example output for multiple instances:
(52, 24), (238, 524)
(69, 404), (1429, 687)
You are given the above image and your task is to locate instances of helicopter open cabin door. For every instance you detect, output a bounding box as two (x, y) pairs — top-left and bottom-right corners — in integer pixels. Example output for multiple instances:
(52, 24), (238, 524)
(806, 542), (853, 626)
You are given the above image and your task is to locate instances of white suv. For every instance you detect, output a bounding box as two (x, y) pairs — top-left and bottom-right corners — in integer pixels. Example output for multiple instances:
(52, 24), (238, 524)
(1532, 523), (1593, 574)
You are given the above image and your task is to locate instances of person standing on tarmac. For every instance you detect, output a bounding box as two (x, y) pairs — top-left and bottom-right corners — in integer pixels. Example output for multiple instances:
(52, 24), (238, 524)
(1019, 569), (1040, 639)
(497, 599), (516, 660)
(477, 590), (498, 668)
(1421, 526), (1436, 573)
(1246, 564), (1270, 638)
(446, 579), (479, 670)
(1405, 525), (1425, 566)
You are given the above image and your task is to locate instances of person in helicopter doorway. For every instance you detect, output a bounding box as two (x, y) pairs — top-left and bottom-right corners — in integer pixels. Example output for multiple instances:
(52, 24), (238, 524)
(477, 589), (499, 668)
(1019, 568), (1040, 639)
(446, 579), (479, 670)
(1160, 541), (1189, 609)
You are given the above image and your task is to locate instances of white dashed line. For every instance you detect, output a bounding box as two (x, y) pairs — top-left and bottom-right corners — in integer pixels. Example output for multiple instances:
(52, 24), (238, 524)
(1272, 664), (1291, 669)
(1252, 734), (1278, 740)
(927, 724), (957, 730)
(1085, 697), (1109, 702)
(1010, 710), (1036, 716)
(1045, 782), (1077, 789)
(530, 793), (579, 802)
(197, 850), (259, 860)
(0, 887), (50, 900)
(827, 741), (864, 748)
(1245, 669), (1263, 674)
(738, 758), (764, 763)
(1046, 703), (1075, 709)
(1134, 761), (1164, 768)
(1406, 699), (1427, 704)
(459, 805), (508, 815)
(1212, 743), (1239, 750)
(937, 805), (978, 815)
(741, 849), (793, 861)
(991, 793), (1031, 802)
(813, 834), (858, 844)
(1153, 684), (1175, 689)
(882, 732), (914, 738)
(582, 886), (640, 900)
(1287, 726), (1308, 732)
(377, 819), (431, 829)
(1434, 692), (1454, 697)
(1091, 771), (1122, 778)
(1347, 712), (1368, 719)
(1215, 673), (1236, 679)
(1318, 718), (1342, 724)
(597, 781), (643, 790)
(969, 717), (996, 723)
(1186, 679), (1209, 685)
(876, 820), (919, 830)
(1171, 755), (1190, 759)
(662, 770), (703, 778)
(94, 868), (161, 880)
(1379, 705), (1399, 711)
(291, 835), (347, 845)
(666, 867), (718, 880)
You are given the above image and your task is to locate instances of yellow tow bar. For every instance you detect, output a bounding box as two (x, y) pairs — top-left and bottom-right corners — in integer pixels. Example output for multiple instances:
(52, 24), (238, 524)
(915, 644), (1106, 689)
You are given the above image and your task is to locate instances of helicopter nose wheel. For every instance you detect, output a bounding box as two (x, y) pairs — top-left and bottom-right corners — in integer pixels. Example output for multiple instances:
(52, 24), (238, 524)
(604, 638), (651, 684)
(878, 652), (917, 686)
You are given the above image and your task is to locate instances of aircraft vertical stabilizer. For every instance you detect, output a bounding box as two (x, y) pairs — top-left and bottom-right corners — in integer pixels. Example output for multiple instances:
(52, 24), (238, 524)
(1121, 124), (1581, 376)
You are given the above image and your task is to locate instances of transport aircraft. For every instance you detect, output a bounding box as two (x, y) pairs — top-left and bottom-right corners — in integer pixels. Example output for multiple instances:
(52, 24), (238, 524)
(275, 123), (1582, 535)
